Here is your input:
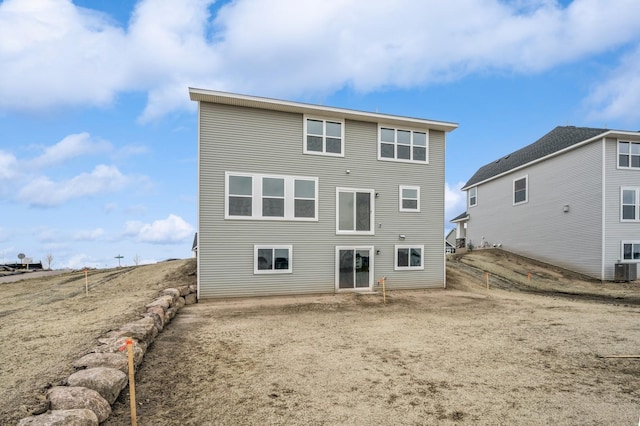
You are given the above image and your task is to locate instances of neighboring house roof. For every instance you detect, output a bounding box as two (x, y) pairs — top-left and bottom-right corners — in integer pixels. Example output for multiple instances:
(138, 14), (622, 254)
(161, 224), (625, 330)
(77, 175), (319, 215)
(192, 232), (198, 251)
(445, 240), (455, 248)
(189, 88), (459, 132)
(450, 211), (469, 223)
(462, 126), (610, 190)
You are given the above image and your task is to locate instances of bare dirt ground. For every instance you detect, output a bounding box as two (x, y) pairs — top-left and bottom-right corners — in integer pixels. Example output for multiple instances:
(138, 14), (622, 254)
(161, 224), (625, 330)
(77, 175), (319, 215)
(0, 259), (195, 425)
(3, 250), (640, 425)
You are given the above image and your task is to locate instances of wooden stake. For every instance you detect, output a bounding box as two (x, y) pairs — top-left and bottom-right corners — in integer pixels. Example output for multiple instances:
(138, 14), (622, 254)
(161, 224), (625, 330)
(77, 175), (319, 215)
(527, 272), (531, 283)
(125, 339), (137, 425)
(599, 355), (640, 359)
(485, 272), (489, 291)
(84, 269), (88, 296)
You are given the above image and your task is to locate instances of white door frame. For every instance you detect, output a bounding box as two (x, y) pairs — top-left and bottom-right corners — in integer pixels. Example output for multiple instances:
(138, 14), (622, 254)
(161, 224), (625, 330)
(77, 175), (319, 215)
(335, 246), (374, 292)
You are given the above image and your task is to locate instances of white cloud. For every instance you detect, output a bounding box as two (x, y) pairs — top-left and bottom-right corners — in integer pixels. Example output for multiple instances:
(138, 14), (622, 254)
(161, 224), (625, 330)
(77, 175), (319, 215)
(62, 253), (101, 270)
(0, 150), (18, 180)
(18, 164), (131, 207)
(29, 132), (112, 168)
(74, 228), (105, 241)
(1, 0), (640, 122)
(445, 181), (466, 224)
(124, 214), (194, 244)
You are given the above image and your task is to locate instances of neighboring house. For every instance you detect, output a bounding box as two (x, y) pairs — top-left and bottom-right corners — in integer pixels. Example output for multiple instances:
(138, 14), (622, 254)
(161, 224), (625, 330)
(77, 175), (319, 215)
(453, 126), (640, 281)
(191, 233), (198, 258)
(445, 229), (456, 253)
(189, 88), (458, 298)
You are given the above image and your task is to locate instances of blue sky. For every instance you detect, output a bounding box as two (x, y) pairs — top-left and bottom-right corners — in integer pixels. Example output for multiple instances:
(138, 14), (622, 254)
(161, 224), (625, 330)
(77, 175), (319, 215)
(1, 0), (639, 268)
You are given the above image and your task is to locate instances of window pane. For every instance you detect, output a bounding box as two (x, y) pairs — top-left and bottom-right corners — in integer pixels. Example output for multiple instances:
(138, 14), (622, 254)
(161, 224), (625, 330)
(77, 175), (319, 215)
(413, 146), (426, 162)
(623, 244), (632, 259)
(263, 198), (284, 217)
(632, 156), (640, 168)
(413, 132), (427, 147)
(623, 205), (636, 220)
(274, 249), (289, 270)
(381, 143), (394, 158)
(307, 135), (323, 152)
(326, 121), (341, 137)
(410, 248), (422, 267)
(229, 197), (252, 216)
(620, 142), (630, 154)
(381, 128), (395, 142)
(397, 130), (411, 144)
(397, 248), (409, 267)
(514, 178), (526, 191)
(339, 192), (354, 231)
(326, 138), (341, 153)
(356, 192), (370, 231)
(634, 244), (640, 259)
(294, 199), (315, 217)
(402, 199), (418, 210)
(307, 119), (323, 135)
(257, 249), (273, 270)
(515, 190), (526, 203)
(403, 188), (418, 199)
(229, 175), (252, 195)
(623, 190), (635, 204)
(632, 143), (640, 155)
(295, 180), (315, 198)
(619, 154), (630, 167)
(397, 145), (411, 160)
(263, 178), (284, 196)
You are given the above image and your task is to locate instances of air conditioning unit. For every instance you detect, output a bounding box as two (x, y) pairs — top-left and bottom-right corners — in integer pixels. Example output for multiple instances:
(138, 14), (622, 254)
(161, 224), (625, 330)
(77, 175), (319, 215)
(614, 263), (637, 282)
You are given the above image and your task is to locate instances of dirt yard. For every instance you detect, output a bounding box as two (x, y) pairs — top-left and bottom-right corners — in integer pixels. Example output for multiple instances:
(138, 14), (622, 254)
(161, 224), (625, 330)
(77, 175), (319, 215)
(2, 250), (640, 425)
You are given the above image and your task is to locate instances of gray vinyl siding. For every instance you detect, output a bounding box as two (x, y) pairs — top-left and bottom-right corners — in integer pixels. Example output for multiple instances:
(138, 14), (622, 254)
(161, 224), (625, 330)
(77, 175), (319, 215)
(199, 102), (446, 298)
(604, 136), (640, 280)
(467, 141), (603, 278)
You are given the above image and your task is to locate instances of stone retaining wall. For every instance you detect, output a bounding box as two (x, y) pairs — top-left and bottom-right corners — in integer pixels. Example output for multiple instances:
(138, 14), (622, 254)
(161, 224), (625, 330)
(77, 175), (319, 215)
(17, 284), (197, 425)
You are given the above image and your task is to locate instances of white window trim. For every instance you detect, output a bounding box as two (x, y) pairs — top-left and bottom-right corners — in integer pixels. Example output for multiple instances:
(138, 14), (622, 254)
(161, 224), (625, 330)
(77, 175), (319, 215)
(336, 187), (375, 235)
(254, 245), (293, 274)
(617, 140), (640, 170)
(469, 186), (477, 208)
(399, 185), (421, 212)
(303, 115), (345, 157)
(621, 241), (640, 262)
(377, 125), (429, 164)
(620, 187), (640, 222)
(225, 172), (319, 221)
(394, 245), (425, 270)
(513, 175), (529, 206)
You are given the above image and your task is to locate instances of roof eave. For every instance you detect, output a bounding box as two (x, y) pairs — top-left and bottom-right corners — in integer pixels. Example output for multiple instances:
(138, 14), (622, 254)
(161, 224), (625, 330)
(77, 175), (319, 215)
(188, 88), (459, 132)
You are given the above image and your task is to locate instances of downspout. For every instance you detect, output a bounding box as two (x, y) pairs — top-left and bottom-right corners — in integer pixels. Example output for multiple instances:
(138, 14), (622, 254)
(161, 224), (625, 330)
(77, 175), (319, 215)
(601, 138), (606, 281)
(196, 101), (202, 299)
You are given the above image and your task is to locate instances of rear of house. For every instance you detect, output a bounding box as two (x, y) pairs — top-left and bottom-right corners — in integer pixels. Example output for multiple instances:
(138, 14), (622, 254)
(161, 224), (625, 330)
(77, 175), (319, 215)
(190, 89), (458, 298)
(455, 126), (640, 281)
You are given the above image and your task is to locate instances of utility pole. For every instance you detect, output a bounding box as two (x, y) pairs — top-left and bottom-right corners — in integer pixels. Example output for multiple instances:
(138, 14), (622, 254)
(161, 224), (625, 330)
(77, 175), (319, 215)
(115, 254), (124, 267)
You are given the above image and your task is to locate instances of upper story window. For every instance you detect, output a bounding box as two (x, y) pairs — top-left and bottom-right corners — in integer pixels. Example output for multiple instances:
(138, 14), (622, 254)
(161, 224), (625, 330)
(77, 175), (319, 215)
(395, 245), (424, 270)
(469, 187), (477, 207)
(304, 117), (344, 157)
(622, 241), (640, 261)
(618, 141), (640, 169)
(621, 187), (640, 221)
(513, 176), (528, 205)
(399, 185), (420, 212)
(226, 172), (318, 221)
(378, 126), (428, 163)
(336, 188), (374, 235)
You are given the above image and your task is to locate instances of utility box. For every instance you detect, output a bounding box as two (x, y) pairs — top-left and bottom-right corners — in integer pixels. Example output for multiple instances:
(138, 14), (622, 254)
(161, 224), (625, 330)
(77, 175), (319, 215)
(614, 263), (637, 282)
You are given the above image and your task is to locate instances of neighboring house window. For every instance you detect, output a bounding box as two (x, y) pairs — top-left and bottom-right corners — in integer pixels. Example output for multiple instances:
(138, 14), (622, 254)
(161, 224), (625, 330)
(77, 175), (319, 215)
(225, 172), (318, 220)
(513, 176), (528, 205)
(399, 185), (420, 212)
(621, 187), (640, 221)
(395, 245), (424, 270)
(469, 187), (477, 207)
(622, 241), (640, 261)
(304, 117), (344, 156)
(254, 245), (292, 274)
(336, 188), (374, 234)
(618, 141), (640, 169)
(378, 126), (428, 163)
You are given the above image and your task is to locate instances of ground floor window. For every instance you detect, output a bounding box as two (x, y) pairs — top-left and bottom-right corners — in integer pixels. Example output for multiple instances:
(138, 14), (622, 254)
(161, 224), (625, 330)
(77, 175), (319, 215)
(395, 245), (424, 270)
(254, 245), (292, 274)
(622, 241), (640, 261)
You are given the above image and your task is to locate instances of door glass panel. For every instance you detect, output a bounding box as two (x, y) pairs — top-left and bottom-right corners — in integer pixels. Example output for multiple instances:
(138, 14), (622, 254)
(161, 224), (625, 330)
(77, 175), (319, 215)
(339, 250), (354, 289)
(339, 192), (354, 231)
(356, 192), (370, 231)
(355, 250), (370, 288)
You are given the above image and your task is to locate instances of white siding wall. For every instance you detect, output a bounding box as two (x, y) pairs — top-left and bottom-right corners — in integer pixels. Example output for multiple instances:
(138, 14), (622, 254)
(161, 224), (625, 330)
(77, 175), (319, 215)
(467, 141), (604, 278)
(604, 136), (640, 280)
(199, 103), (447, 298)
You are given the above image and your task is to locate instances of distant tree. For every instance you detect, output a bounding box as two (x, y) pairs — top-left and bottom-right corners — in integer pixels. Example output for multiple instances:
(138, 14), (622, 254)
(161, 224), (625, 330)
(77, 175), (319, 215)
(133, 254), (141, 266)
(45, 253), (54, 270)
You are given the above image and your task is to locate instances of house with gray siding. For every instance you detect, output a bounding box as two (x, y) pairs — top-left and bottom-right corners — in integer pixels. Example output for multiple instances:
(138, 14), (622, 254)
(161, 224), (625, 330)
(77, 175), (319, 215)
(453, 126), (640, 281)
(189, 88), (458, 298)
